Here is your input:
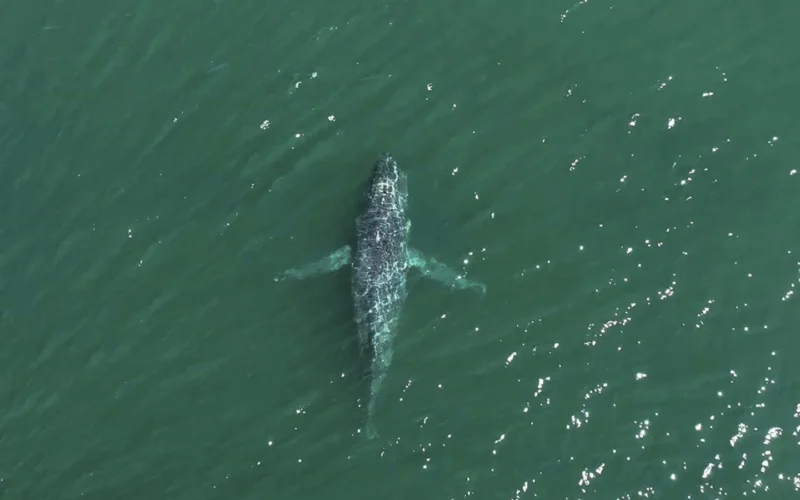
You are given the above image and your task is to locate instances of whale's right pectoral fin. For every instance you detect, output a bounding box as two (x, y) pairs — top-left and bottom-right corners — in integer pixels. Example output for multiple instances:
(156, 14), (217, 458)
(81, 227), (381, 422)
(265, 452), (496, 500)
(274, 245), (352, 281)
(407, 248), (487, 296)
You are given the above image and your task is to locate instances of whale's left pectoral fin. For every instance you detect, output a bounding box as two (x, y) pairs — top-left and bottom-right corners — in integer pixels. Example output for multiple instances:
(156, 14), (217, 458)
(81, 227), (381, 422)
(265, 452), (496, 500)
(275, 245), (352, 281)
(407, 248), (486, 295)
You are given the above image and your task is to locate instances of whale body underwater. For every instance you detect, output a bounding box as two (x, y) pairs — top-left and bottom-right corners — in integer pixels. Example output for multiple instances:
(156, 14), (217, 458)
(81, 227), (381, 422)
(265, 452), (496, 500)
(275, 153), (486, 438)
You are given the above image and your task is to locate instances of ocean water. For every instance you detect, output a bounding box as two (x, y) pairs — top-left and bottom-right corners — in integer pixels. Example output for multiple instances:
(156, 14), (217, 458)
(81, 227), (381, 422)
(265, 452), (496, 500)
(1, 0), (799, 498)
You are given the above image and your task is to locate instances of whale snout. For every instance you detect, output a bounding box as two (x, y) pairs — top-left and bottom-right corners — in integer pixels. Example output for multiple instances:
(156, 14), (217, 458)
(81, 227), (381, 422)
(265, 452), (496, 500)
(370, 153), (407, 201)
(374, 153), (397, 176)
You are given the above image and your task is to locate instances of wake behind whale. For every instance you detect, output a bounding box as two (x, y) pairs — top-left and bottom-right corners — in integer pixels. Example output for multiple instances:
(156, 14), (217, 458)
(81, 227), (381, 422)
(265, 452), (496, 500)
(276, 153), (486, 438)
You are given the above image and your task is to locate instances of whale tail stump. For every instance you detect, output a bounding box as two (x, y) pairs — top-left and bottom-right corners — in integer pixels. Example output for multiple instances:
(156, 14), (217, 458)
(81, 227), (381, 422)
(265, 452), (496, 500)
(364, 371), (386, 439)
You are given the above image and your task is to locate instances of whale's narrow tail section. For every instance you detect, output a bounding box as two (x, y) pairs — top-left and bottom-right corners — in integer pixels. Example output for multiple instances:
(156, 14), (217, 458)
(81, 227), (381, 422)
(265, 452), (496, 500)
(365, 415), (379, 440)
(365, 369), (386, 439)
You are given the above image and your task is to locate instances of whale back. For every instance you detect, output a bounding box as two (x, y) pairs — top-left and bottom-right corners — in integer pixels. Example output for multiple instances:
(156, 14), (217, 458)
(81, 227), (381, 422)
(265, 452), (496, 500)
(351, 154), (409, 352)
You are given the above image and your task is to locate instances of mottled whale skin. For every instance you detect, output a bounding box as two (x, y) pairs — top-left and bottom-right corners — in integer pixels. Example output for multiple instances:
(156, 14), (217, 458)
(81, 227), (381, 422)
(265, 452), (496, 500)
(276, 154), (485, 438)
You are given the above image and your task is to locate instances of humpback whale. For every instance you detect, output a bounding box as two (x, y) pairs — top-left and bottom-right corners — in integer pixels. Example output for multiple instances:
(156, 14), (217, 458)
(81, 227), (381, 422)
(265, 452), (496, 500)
(275, 153), (485, 438)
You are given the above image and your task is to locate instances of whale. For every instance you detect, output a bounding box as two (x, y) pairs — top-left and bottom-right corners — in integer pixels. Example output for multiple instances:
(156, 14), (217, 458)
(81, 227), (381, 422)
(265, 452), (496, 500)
(275, 153), (485, 438)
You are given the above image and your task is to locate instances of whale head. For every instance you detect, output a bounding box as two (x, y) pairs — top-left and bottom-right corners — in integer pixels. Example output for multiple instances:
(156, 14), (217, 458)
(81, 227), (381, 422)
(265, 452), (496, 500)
(368, 153), (407, 210)
(374, 153), (399, 179)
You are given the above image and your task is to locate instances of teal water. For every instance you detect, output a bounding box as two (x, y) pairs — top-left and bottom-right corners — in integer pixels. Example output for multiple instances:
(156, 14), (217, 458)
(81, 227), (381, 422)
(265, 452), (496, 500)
(2, 0), (800, 498)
